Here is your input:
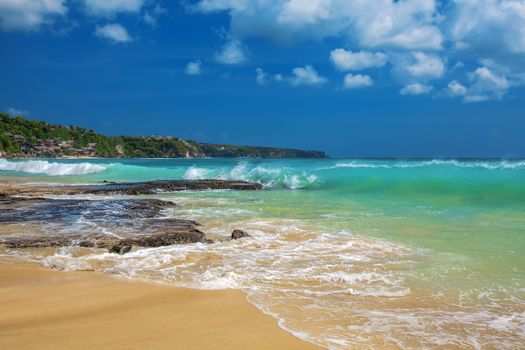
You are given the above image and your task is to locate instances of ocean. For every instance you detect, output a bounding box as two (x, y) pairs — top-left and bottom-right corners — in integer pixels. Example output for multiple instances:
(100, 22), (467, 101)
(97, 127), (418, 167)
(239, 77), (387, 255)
(1, 157), (524, 349)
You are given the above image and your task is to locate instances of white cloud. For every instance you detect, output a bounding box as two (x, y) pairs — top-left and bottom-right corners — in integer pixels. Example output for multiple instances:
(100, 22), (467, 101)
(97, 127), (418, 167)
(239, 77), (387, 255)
(186, 60), (202, 75)
(400, 83), (433, 95)
(256, 67), (325, 86)
(94, 23), (132, 43)
(195, 0), (249, 12)
(473, 67), (509, 89)
(0, 0), (67, 31)
(6, 107), (30, 116)
(343, 74), (373, 89)
(442, 67), (511, 102)
(143, 4), (167, 27)
(347, 0), (442, 50)
(330, 49), (388, 71)
(445, 80), (467, 97)
(2, 0), (524, 102)
(290, 65), (327, 86)
(194, 0), (442, 50)
(449, 0), (525, 54)
(83, 0), (146, 16)
(405, 52), (445, 79)
(255, 68), (269, 85)
(464, 66), (510, 102)
(215, 38), (247, 64)
(277, 0), (332, 25)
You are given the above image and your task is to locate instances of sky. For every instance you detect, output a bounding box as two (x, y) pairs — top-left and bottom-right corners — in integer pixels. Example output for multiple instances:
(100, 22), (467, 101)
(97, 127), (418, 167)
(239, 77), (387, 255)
(1, 0), (524, 158)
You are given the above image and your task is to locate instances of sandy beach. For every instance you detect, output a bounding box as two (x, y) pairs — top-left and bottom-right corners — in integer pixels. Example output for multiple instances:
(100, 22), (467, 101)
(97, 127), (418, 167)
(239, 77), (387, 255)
(0, 262), (322, 350)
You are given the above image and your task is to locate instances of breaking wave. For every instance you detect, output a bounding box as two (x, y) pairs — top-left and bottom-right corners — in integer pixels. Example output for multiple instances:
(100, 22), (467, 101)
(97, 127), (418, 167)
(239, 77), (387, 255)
(0, 159), (110, 176)
(183, 162), (319, 189)
(333, 159), (525, 170)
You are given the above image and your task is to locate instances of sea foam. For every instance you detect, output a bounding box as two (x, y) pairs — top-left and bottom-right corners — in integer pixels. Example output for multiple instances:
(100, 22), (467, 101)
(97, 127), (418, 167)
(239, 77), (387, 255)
(184, 161), (319, 189)
(333, 159), (525, 170)
(0, 159), (109, 175)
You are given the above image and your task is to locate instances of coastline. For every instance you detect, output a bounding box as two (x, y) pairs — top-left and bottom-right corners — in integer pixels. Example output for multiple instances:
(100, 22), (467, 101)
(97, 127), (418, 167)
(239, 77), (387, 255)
(0, 261), (323, 350)
(2, 159), (523, 348)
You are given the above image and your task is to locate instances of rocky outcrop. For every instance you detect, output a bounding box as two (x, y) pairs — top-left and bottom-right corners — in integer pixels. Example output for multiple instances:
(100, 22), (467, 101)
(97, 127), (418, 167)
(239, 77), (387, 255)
(108, 230), (210, 254)
(1, 179), (263, 197)
(81, 180), (263, 195)
(231, 229), (251, 240)
(0, 180), (264, 254)
(0, 197), (208, 254)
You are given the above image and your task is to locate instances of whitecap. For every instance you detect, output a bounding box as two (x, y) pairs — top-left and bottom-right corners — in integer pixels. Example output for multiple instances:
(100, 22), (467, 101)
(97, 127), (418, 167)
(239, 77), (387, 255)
(0, 158), (109, 175)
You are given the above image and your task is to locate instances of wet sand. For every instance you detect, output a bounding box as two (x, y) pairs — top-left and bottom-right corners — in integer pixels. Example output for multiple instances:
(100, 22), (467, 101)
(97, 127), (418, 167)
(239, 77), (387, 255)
(0, 262), (322, 350)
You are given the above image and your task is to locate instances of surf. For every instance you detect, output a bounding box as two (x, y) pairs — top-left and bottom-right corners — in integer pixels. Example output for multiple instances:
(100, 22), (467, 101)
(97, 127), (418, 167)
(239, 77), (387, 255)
(0, 158), (110, 176)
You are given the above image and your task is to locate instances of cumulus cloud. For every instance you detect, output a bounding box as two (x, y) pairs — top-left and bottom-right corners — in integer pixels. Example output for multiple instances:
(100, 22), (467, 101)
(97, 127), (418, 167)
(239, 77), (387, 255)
(0, 0), (67, 31)
(464, 66), (510, 102)
(330, 49), (388, 71)
(441, 67), (511, 102)
(347, 0), (442, 50)
(191, 0), (525, 99)
(449, 0), (525, 54)
(290, 65), (327, 86)
(445, 80), (467, 97)
(277, 0), (332, 25)
(6, 107), (30, 116)
(194, 0), (442, 50)
(215, 38), (247, 64)
(186, 60), (202, 75)
(94, 23), (132, 43)
(405, 52), (445, 79)
(343, 74), (373, 88)
(83, 0), (146, 16)
(400, 83), (433, 95)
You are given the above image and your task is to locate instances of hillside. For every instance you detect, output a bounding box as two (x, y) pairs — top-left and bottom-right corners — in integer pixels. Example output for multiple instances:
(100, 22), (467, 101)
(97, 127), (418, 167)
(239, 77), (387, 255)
(200, 143), (325, 158)
(0, 113), (326, 159)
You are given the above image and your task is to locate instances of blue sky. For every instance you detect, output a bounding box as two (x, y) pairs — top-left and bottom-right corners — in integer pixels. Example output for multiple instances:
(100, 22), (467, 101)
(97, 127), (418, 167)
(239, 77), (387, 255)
(1, 0), (524, 157)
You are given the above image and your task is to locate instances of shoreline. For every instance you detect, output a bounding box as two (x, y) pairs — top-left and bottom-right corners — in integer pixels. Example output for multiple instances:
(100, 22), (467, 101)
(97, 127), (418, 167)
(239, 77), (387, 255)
(0, 180), (322, 348)
(0, 261), (323, 350)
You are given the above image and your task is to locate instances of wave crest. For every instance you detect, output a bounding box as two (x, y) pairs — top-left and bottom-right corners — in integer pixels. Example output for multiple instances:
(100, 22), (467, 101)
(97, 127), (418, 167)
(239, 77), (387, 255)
(333, 160), (525, 170)
(0, 159), (109, 176)
(184, 162), (319, 189)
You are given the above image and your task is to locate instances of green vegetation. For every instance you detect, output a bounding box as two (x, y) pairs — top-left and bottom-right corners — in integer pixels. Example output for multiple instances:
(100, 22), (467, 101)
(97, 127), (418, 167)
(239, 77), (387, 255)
(200, 143), (325, 158)
(0, 113), (325, 158)
(0, 113), (202, 157)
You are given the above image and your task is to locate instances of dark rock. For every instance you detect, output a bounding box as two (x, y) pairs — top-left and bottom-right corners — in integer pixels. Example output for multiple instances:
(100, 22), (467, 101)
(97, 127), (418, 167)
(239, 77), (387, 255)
(231, 229), (251, 240)
(109, 244), (132, 255)
(0, 196), (208, 254)
(0, 180), (263, 197)
(81, 180), (263, 195)
(109, 229), (206, 252)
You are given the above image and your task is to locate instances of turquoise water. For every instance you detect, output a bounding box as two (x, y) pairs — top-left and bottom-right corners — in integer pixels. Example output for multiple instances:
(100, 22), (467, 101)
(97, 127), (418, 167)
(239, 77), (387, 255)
(1, 157), (524, 348)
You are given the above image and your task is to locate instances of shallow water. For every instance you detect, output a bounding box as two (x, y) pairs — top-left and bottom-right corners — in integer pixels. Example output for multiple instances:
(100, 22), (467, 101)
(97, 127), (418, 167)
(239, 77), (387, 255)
(1, 158), (524, 349)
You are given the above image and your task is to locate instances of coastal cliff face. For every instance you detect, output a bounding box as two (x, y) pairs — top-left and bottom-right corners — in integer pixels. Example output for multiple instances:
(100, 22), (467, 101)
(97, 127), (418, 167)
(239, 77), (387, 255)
(0, 113), (325, 159)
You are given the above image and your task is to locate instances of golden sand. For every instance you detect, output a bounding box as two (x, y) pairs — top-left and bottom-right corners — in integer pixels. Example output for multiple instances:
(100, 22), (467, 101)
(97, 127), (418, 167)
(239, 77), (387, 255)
(0, 262), (322, 350)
